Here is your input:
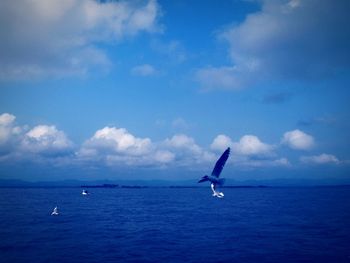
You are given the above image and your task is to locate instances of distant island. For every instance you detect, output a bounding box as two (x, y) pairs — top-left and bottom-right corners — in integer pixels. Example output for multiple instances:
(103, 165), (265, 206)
(79, 184), (271, 189)
(81, 184), (149, 189)
(1, 178), (349, 188)
(81, 184), (119, 188)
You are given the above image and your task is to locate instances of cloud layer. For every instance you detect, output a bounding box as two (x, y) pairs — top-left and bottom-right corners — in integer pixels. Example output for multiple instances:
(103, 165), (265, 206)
(0, 0), (161, 79)
(21, 125), (73, 156)
(0, 113), (344, 170)
(0, 113), (22, 155)
(300, 153), (340, 165)
(0, 113), (17, 144)
(196, 0), (350, 89)
(211, 134), (274, 156)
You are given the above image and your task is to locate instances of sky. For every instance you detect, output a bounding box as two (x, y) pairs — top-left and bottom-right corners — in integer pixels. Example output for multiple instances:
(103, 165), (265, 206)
(0, 0), (349, 183)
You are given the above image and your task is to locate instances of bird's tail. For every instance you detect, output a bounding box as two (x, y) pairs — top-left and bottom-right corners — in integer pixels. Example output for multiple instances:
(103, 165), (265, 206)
(198, 175), (209, 183)
(217, 178), (225, 186)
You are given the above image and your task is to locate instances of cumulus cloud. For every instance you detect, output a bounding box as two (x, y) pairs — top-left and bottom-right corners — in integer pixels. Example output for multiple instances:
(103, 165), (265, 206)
(131, 64), (157, 76)
(196, 0), (350, 89)
(1, 113), (75, 159)
(0, 113), (24, 156)
(79, 130), (217, 168)
(2, 112), (339, 171)
(210, 134), (293, 168)
(210, 134), (233, 152)
(81, 126), (152, 156)
(21, 125), (73, 156)
(81, 132), (215, 168)
(0, 113), (16, 126)
(211, 134), (273, 156)
(234, 135), (274, 156)
(83, 130), (286, 169)
(164, 134), (200, 152)
(300, 153), (340, 165)
(210, 133), (286, 168)
(0, 0), (162, 79)
(153, 150), (175, 164)
(282, 129), (314, 150)
(0, 113), (17, 144)
(79, 126), (175, 167)
(163, 134), (215, 165)
(1, 117), (211, 168)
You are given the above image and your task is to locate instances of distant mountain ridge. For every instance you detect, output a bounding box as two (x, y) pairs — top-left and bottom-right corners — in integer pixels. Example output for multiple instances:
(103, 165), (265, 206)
(0, 177), (350, 187)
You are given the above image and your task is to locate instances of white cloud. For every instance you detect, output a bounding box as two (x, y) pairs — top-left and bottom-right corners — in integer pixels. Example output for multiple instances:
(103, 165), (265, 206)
(0, 117), (212, 168)
(0, 0), (162, 79)
(82, 126), (152, 156)
(79, 126), (177, 167)
(164, 134), (200, 153)
(210, 134), (233, 152)
(2, 112), (340, 171)
(0, 113), (16, 126)
(21, 125), (73, 156)
(237, 157), (291, 168)
(300, 153), (340, 165)
(131, 64), (157, 76)
(163, 134), (215, 165)
(196, 0), (350, 89)
(79, 130), (216, 168)
(273, 157), (291, 167)
(0, 113), (75, 160)
(211, 134), (273, 156)
(234, 135), (274, 156)
(0, 113), (17, 144)
(210, 134), (283, 168)
(154, 150), (175, 163)
(282, 129), (314, 150)
(0, 113), (25, 156)
(210, 134), (290, 168)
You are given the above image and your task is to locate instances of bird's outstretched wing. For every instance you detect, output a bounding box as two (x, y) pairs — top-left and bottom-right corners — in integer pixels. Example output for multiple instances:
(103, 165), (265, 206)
(211, 147), (230, 178)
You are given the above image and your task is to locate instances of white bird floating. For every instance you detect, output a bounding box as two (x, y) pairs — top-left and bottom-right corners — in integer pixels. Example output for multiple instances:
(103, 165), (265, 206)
(51, 206), (59, 216)
(81, 189), (89, 195)
(198, 147), (230, 198)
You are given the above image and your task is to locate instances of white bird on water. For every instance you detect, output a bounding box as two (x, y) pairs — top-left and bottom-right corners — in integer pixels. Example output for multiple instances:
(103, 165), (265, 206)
(51, 206), (59, 216)
(198, 147), (230, 198)
(82, 189), (89, 195)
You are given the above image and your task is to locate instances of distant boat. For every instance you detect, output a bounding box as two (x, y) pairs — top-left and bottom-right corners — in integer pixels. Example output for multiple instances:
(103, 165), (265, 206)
(81, 189), (89, 195)
(51, 206), (59, 216)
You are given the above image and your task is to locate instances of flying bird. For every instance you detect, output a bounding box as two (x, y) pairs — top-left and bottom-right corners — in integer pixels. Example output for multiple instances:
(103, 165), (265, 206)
(198, 147), (230, 198)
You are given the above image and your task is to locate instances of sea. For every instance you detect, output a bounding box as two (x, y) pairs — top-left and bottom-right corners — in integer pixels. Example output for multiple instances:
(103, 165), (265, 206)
(0, 186), (349, 263)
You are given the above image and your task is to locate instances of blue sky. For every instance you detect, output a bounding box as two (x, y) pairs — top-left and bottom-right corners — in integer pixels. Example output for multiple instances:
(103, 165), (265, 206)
(0, 0), (349, 183)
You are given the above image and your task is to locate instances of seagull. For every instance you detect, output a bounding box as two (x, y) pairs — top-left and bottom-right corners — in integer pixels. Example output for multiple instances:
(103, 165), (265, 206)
(198, 147), (230, 198)
(82, 189), (89, 195)
(51, 206), (59, 216)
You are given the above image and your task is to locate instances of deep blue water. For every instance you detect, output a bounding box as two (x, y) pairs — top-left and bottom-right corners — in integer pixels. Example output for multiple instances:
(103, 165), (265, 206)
(0, 187), (349, 263)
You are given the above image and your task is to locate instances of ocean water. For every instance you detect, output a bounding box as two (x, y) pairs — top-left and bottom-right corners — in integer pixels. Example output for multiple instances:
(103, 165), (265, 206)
(0, 187), (349, 263)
